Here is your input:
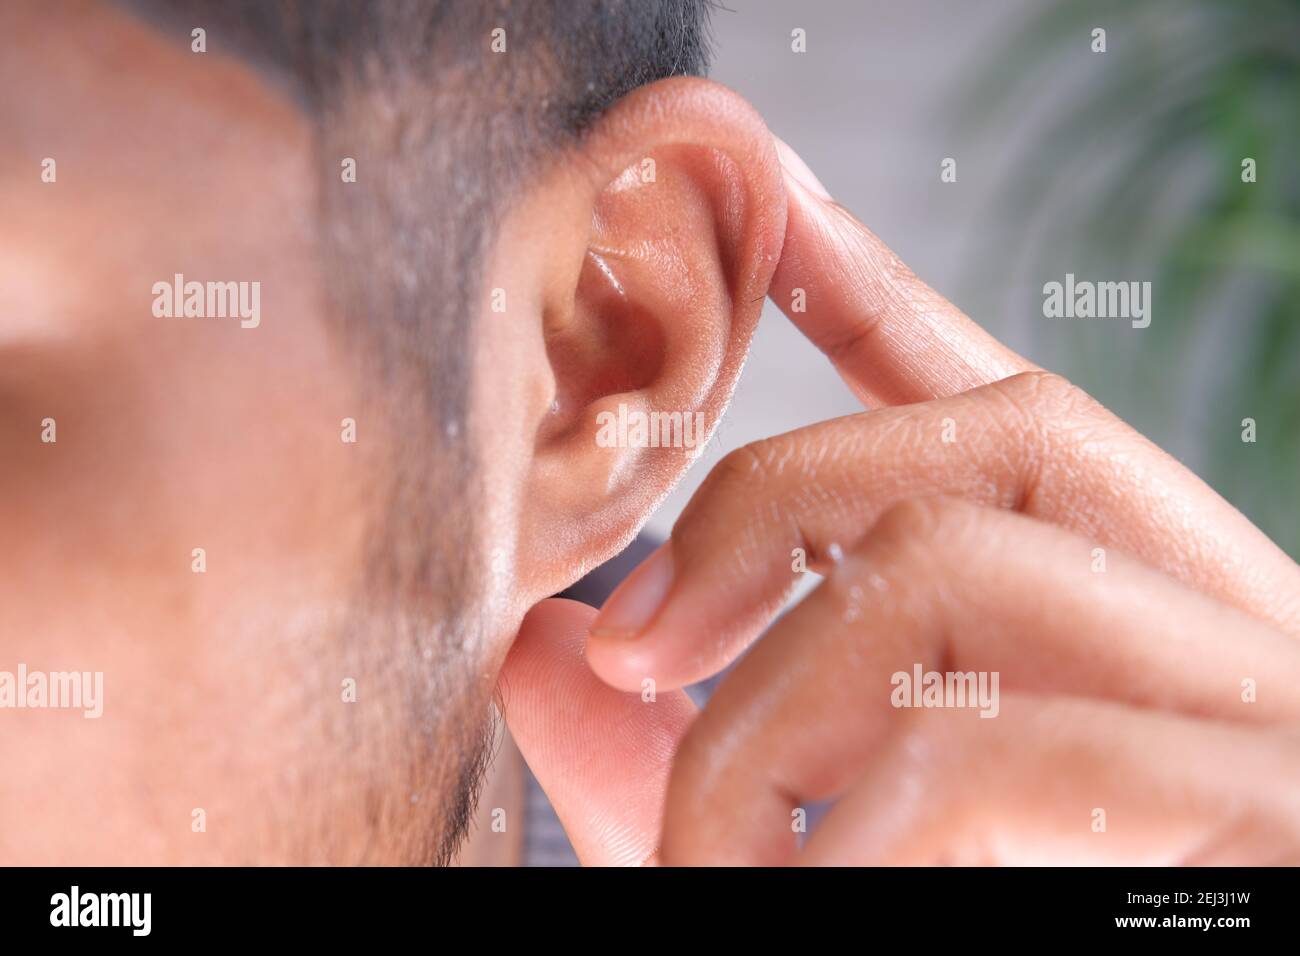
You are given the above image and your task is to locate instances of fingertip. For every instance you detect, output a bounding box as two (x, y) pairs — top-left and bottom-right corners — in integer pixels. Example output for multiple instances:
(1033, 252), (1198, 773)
(583, 629), (671, 694)
(588, 542), (674, 641)
(773, 136), (831, 200)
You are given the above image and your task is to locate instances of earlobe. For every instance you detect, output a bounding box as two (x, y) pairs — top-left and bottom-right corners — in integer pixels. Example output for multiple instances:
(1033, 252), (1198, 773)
(487, 77), (786, 607)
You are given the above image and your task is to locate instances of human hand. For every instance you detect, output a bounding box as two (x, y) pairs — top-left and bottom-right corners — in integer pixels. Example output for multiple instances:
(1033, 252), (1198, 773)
(499, 140), (1300, 865)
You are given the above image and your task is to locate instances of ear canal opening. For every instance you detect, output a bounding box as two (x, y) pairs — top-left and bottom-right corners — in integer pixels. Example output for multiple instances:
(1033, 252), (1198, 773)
(538, 247), (667, 444)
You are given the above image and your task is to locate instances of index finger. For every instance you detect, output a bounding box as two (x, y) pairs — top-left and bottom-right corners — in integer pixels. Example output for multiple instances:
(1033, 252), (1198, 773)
(770, 137), (1033, 407)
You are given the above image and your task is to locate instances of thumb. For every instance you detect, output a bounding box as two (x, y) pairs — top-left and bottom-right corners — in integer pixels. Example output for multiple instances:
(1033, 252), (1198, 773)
(497, 598), (697, 866)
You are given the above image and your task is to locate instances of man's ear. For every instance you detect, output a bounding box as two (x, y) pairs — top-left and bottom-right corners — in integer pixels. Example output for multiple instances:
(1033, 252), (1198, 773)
(476, 78), (785, 610)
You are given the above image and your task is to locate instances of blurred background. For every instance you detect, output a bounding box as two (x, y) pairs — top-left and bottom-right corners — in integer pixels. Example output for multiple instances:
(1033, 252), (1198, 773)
(648, 0), (1300, 558)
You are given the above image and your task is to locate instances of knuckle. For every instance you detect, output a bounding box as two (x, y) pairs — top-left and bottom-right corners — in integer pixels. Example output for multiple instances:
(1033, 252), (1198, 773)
(671, 430), (826, 579)
(675, 435), (798, 542)
(873, 497), (949, 541)
(990, 370), (1107, 446)
(996, 370), (1094, 416)
(830, 498), (991, 617)
(983, 371), (1113, 506)
(828, 500), (937, 600)
(669, 445), (770, 555)
(866, 496), (980, 557)
(698, 439), (785, 500)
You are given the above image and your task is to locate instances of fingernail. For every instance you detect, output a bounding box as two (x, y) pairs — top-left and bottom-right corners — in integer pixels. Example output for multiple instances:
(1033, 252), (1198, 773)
(773, 136), (831, 200)
(590, 543), (674, 639)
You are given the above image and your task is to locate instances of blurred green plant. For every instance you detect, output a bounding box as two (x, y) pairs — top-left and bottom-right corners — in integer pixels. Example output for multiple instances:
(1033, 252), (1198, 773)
(957, 0), (1299, 556)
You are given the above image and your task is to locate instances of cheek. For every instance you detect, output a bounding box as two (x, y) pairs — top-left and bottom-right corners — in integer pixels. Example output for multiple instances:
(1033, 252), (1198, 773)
(0, 343), (380, 861)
